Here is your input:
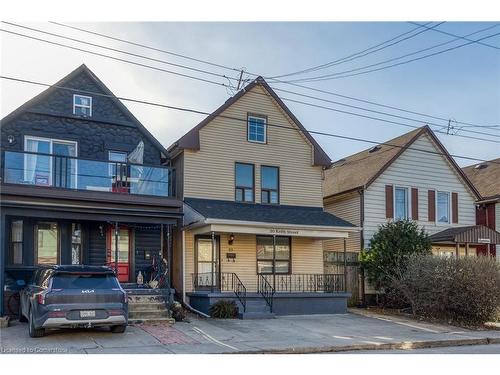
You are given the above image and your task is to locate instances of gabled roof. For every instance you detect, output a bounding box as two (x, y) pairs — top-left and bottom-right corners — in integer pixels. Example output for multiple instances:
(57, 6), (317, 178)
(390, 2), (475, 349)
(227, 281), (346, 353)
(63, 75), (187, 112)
(168, 76), (331, 166)
(430, 225), (500, 245)
(184, 197), (356, 228)
(323, 126), (481, 199)
(1, 64), (169, 156)
(462, 157), (500, 200)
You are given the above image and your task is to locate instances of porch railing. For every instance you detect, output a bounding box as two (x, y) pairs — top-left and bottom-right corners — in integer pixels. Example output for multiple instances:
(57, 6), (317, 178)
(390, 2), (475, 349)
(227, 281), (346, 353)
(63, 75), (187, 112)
(261, 273), (344, 293)
(257, 274), (275, 313)
(191, 272), (247, 311)
(1, 150), (175, 197)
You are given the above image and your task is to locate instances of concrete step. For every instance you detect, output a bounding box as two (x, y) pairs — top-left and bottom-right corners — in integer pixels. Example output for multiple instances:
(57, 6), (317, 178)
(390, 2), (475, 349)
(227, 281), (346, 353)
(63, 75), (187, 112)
(128, 302), (166, 312)
(238, 311), (276, 320)
(129, 317), (175, 325)
(129, 309), (170, 319)
(127, 295), (167, 304)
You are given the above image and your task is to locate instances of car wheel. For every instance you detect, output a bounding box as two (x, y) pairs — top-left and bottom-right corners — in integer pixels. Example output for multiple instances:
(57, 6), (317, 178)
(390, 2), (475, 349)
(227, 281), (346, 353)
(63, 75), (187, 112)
(110, 324), (126, 333)
(28, 309), (45, 338)
(18, 301), (28, 323)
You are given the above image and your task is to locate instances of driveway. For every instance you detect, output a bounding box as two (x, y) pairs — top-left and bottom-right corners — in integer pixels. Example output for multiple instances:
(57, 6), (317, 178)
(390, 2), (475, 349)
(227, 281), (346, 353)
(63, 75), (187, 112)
(1, 312), (500, 354)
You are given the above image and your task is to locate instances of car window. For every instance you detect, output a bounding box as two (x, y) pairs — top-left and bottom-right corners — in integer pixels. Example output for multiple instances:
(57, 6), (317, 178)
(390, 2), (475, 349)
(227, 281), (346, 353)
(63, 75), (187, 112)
(51, 274), (119, 289)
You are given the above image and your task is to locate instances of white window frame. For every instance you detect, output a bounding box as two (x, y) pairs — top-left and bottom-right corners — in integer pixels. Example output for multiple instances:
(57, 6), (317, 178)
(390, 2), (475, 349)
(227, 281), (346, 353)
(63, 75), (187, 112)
(73, 94), (92, 117)
(24, 136), (78, 187)
(247, 115), (267, 144)
(393, 185), (411, 220)
(108, 150), (128, 177)
(436, 191), (451, 225)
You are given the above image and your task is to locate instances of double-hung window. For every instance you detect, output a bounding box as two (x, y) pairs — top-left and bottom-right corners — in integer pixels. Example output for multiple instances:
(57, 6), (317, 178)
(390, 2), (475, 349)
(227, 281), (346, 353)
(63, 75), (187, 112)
(261, 166), (279, 204)
(257, 236), (291, 274)
(437, 191), (450, 223)
(73, 94), (92, 117)
(235, 163), (254, 202)
(247, 115), (267, 143)
(394, 186), (409, 220)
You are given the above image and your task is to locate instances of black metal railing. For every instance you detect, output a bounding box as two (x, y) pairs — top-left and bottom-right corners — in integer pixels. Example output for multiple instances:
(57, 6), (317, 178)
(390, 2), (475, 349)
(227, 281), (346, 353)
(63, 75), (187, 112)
(192, 272), (247, 312)
(261, 273), (344, 293)
(257, 274), (275, 312)
(1, 150), (175, 197)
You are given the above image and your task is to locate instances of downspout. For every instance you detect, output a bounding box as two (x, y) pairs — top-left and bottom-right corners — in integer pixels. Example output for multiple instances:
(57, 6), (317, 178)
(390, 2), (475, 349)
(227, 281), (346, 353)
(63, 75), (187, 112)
(181, 229), (209, 318)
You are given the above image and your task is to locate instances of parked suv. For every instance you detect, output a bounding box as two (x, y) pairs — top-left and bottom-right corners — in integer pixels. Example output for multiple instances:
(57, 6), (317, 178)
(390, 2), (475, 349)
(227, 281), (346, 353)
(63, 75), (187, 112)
(19, 265), (128, 338)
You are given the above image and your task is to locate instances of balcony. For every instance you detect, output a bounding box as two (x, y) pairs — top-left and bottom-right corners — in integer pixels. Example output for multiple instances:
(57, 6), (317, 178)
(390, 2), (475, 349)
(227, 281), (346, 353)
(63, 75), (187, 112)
(1, 150), (175, 198)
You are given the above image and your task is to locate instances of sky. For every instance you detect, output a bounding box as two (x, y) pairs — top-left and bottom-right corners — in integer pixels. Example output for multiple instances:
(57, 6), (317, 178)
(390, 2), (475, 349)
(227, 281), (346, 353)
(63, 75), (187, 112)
(1, 22), (499, 166)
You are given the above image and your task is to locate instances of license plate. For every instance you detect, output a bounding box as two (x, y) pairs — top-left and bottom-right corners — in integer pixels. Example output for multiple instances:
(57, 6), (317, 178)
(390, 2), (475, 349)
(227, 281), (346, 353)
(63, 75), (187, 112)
(80, 310), (96, 318)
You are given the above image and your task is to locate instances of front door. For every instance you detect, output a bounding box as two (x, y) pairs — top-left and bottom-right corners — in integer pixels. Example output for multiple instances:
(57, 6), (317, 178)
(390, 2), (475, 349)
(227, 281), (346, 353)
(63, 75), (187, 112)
(107, 226), (131, 282)
(195, 237), (219, 289)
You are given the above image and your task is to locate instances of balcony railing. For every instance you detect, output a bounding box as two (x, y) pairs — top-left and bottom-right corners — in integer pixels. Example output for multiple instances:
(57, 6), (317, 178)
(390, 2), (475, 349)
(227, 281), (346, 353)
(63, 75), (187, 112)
(1, 150), (175, 198)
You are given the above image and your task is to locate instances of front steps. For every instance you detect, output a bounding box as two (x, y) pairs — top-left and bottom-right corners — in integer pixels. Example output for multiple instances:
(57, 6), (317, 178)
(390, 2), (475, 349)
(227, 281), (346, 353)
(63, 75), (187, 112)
(124, 287), (174, 324)
(238, 298), (275, 319)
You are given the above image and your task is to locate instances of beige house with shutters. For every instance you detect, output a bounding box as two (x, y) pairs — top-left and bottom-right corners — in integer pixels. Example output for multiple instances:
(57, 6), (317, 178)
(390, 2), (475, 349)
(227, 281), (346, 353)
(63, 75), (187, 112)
(323, 126), (482, 265)
(168, 77), (358, 318)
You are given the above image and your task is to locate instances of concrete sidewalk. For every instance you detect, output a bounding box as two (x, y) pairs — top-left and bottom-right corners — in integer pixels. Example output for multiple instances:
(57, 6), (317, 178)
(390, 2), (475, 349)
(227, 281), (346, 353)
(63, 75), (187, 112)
(1, 312), (500, 354)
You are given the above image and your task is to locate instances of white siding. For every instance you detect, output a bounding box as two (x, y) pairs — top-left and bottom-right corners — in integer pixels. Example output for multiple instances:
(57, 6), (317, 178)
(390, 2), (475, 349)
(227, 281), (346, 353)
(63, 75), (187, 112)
(182, 85), (324, 207)
(363, 133), (477, 246)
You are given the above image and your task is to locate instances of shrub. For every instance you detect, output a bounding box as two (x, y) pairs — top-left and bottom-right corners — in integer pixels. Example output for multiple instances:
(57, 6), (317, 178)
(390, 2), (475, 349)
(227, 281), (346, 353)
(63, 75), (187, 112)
(390, 255), (500, 326)
(170, 301), (187, 321)
(209, 300), (238, 318)
(360, 220), (432, 293)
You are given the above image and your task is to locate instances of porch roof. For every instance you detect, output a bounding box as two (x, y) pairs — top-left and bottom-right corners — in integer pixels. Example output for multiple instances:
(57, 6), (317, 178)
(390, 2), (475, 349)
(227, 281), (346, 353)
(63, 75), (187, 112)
(184, 198), (358, 238)
(429, 225), (500, 245)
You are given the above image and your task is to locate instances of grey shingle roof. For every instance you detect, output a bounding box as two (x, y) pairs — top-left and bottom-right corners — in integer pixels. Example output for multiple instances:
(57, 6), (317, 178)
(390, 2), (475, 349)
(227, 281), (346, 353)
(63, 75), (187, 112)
(184, 198), (356, 228)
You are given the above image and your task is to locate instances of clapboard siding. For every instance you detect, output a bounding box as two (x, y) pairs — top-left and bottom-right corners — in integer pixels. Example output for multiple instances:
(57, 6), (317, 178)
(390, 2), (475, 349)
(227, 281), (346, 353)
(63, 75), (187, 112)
(88, 225), (106, 266)
(134, 228), (161, 277)
(363, 133), (477, 245)
(182, 85), (324, 207)
(323, 192), (362, 253)
(184, 230), (323, 293)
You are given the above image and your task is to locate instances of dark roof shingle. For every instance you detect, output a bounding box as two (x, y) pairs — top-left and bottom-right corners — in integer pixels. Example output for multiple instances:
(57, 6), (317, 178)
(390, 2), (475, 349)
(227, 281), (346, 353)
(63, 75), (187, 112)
(462, 158), (500, 200)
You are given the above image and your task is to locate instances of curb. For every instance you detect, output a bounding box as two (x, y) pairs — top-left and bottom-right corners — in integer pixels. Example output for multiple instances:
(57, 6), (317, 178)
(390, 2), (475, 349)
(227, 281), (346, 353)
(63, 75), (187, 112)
(233, 337), (500, 354)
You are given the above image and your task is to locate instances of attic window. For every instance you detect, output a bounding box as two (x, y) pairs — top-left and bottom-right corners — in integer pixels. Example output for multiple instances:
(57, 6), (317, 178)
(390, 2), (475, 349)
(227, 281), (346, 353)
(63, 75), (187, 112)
(474, 163), (488, 170)
(369, 145), (382, 153)
(73, 94), (92, 117)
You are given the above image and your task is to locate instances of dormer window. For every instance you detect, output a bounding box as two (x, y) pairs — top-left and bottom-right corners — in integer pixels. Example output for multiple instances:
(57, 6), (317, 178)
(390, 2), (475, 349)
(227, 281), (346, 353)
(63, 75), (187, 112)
(73, 94), (92, 117)
(247, 114), (267, 143)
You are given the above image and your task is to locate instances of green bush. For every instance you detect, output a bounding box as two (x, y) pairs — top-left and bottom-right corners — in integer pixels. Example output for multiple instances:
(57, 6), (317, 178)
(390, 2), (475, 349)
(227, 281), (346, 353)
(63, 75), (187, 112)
(360, 220), (432, 293)
(391, 255), (500, 326)
(209, 300), (238, 318)
(171, 302), (187, 321)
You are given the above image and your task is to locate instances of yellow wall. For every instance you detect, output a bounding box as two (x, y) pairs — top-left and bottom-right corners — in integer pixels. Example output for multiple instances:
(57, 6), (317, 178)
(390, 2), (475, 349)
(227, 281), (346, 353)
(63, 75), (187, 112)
(183, 230), (324, 293)
(432, 244), (477, 258)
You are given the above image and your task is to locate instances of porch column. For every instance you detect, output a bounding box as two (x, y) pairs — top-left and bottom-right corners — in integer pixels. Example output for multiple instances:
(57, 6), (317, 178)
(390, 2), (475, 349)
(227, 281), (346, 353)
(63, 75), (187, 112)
(114, 221), (119, 275)
(465, 243), (469, 257)
(343, 238), (347, 293)
(211, 231), (216, 293)
(455, 243), (460, 258)
(272, 235), (276, 290)
(0, 212), (6, 316)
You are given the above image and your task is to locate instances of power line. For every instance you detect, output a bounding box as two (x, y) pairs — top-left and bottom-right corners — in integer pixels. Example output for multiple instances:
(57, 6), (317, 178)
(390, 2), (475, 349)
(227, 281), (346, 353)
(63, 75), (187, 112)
(269, 22), (440, 79)
(408, 21), (500, 50)
(285, 29), (500, 82)
(2, 25), (499, 141)
(1, 74), (499, 166)
(44, 21), (500, 130)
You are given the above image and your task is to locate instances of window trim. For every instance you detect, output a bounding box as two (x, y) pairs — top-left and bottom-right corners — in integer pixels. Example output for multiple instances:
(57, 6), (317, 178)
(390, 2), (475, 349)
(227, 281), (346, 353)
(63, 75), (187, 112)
(9, 219), (23, 265)
(260, 165), (280, 205)
(436, 190), (451, 225)
(393, 185), (411, 220)
(234, 162), (255, 203)
(256, 235), (292, 275)
(247, 113), (268, 144)
(73, 94), (93, 117)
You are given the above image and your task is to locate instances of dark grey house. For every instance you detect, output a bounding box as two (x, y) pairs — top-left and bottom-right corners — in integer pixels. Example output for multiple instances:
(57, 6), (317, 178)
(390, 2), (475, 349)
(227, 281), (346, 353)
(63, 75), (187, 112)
(0, 65), (182, 316)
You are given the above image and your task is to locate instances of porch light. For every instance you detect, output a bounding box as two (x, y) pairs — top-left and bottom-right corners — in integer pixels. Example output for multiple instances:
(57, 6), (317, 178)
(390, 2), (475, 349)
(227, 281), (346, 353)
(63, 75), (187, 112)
(228, 233), (235, 245)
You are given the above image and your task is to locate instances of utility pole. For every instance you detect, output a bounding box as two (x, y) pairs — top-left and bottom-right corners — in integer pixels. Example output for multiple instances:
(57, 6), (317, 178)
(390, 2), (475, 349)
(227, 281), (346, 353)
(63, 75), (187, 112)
(236, 69), (245, 90)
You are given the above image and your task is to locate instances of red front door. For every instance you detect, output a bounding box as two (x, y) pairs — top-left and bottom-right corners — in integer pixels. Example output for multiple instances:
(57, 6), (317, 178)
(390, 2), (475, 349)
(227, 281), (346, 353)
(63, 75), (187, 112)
(107, 226), (131, 282)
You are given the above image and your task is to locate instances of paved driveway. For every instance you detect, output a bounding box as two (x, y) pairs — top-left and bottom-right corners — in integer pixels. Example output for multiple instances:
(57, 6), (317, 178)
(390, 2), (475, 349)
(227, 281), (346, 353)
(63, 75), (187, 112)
(1, 312), (500, 354)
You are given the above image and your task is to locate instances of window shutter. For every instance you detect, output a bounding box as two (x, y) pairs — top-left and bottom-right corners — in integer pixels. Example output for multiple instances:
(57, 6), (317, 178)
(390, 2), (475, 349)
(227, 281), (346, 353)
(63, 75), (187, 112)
(428, 190), (436, 222)
(452, 192), (458, 223)
(385, 185), (393, 219)
(411, 188), (419, 220)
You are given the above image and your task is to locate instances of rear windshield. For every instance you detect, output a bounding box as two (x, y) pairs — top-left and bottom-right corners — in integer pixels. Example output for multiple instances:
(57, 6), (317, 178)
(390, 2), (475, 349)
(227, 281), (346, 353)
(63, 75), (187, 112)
(51, 274), (119, 289)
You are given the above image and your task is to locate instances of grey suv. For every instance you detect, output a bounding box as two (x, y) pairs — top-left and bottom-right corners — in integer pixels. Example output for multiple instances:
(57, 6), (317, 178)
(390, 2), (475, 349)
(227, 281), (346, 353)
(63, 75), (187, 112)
(19, 265), (128, 337)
